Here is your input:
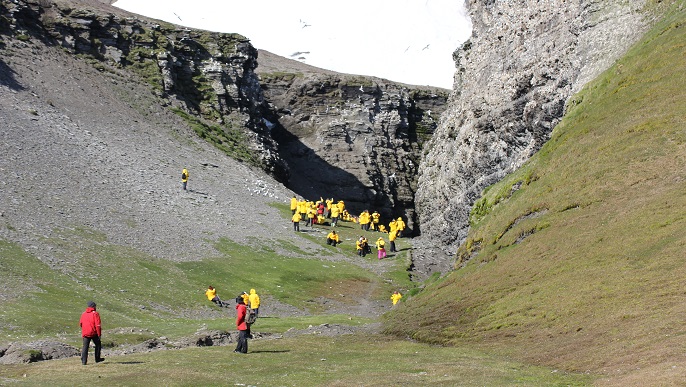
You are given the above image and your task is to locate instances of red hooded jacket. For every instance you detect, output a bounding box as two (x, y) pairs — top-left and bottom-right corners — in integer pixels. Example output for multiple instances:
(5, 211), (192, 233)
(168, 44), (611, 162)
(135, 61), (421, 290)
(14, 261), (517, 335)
(235, 303), (248, 331)
(80, 307), (102, 338)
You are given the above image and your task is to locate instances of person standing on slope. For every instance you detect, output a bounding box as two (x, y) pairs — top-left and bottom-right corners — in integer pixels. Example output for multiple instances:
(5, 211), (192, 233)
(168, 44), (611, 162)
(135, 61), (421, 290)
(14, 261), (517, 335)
(292, 211), (302, 232)
(79, 301), (104, 365)
(388, 228), (398, 253)
(249, 289), (261, 317)
(375, 237), (386, 260)
(181, 168), (189, 191)
(290, 196), (298, 215)
(234, 296), (249, 354)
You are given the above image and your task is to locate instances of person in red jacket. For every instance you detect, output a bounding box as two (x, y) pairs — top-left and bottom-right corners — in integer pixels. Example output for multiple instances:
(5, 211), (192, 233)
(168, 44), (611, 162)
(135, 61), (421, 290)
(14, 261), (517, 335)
(79, 301), (104, 365)
(234, 296), (249, 354)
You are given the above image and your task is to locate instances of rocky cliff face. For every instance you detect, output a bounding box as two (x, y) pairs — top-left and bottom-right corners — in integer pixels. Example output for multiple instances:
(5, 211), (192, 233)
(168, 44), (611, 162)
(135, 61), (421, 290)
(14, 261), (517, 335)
(1, 0), (287, 180)
(414, 0), (649, 275)
(257, 51), (448, 227)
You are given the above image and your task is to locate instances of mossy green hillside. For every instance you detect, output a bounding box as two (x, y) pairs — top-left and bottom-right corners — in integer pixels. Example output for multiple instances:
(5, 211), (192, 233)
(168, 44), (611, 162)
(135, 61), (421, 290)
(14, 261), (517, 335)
(385, 0), (686, 378)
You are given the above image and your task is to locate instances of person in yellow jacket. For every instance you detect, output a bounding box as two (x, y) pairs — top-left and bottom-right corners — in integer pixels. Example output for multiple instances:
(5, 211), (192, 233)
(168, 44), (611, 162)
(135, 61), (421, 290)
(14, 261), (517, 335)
(306, 207), (316, 227)
(297, 199), (307, 218)
(290, 196), (298, 214)
(396, 217), (406, 237)
(356, 236), (368, 257)
(325, 198), (333, 218)
(378, 224), (388, 233)
(205, 285), (226, 307)
(375, 237), (386, 259)
(330, 204), (340, 227)
(241, 291), (250, 306)
(326, 230), (340, 246)
(388, 229), (398, 252)
(371, 211), (380, 231)
(337, 200), (345, 215)
(391, 291), (402, 305)
(359, 210), (371, 231)
(248, 289), (261, 317)
(181, 168), (189, 191)
(389, 219), (398, 235)
(292, 212), (302, 232)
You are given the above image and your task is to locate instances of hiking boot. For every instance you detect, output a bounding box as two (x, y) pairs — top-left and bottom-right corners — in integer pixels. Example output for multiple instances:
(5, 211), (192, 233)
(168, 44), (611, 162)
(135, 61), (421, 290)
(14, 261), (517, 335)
(96, 358), (105, 363)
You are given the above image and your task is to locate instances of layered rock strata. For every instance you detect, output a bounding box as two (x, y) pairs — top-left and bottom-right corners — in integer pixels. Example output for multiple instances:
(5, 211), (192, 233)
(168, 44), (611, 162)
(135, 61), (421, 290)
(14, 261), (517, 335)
(414, 0), (649, 275)
(257, 51), (448, 227)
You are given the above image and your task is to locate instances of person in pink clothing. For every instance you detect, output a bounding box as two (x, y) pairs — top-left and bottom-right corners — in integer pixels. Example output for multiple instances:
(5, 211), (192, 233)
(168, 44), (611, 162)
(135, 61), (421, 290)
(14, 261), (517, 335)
(375, 237), (386, 259)
(79, 301), (104, 365)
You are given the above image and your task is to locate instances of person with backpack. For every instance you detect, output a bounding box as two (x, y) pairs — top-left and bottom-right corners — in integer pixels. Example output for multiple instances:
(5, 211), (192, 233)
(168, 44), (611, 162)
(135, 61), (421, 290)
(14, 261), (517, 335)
(234, 296), (249, 354)
(79, 301), (104, 365)
(181, 168), (189, 191)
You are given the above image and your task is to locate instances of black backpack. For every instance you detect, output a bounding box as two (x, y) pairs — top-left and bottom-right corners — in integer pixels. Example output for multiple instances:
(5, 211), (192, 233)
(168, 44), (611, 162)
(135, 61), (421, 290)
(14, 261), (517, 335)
(182, 172), (187, 180)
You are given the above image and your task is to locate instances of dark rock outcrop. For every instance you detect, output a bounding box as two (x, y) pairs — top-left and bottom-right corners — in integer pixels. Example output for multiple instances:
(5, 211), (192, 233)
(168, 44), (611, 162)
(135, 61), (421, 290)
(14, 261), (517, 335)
(257, 51), (449, 228)
(414, 0), (650, 276)
(1, 0), (287, 180)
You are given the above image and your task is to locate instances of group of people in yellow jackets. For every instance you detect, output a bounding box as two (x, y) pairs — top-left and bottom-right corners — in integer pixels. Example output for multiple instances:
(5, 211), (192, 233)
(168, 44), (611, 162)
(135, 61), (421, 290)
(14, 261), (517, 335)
(289, 195), (408, 258)
(290, 196), (345, 230)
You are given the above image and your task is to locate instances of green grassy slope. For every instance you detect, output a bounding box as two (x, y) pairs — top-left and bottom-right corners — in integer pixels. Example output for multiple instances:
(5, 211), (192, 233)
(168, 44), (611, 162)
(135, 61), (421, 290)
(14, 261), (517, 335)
(0, 228), (386, 345)
(384, 1), (686, 383)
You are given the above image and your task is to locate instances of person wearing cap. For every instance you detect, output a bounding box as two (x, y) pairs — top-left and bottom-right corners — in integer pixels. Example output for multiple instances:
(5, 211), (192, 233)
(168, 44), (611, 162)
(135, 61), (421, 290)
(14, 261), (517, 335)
(79, 301), (104, 365)
(234, 295), (249, 354)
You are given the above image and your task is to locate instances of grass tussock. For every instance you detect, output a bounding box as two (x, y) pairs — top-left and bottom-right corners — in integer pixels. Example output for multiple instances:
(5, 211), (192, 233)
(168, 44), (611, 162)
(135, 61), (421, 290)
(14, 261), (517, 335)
(385, 1), (686, 382)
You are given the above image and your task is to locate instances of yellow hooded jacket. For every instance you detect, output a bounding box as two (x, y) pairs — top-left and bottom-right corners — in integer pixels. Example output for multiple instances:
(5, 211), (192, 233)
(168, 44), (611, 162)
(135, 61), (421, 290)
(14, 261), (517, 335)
(249, 289), (260, 309)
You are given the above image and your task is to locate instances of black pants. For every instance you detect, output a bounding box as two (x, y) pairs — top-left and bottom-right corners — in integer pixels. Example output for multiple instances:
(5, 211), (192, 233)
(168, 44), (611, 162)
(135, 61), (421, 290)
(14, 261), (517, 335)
(327, 238), (338, 246)
(293, 222), (300, 231)
(235, 330), (249, 353)
(81, 336), (102, 364)
(390, 241), (396, 252)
